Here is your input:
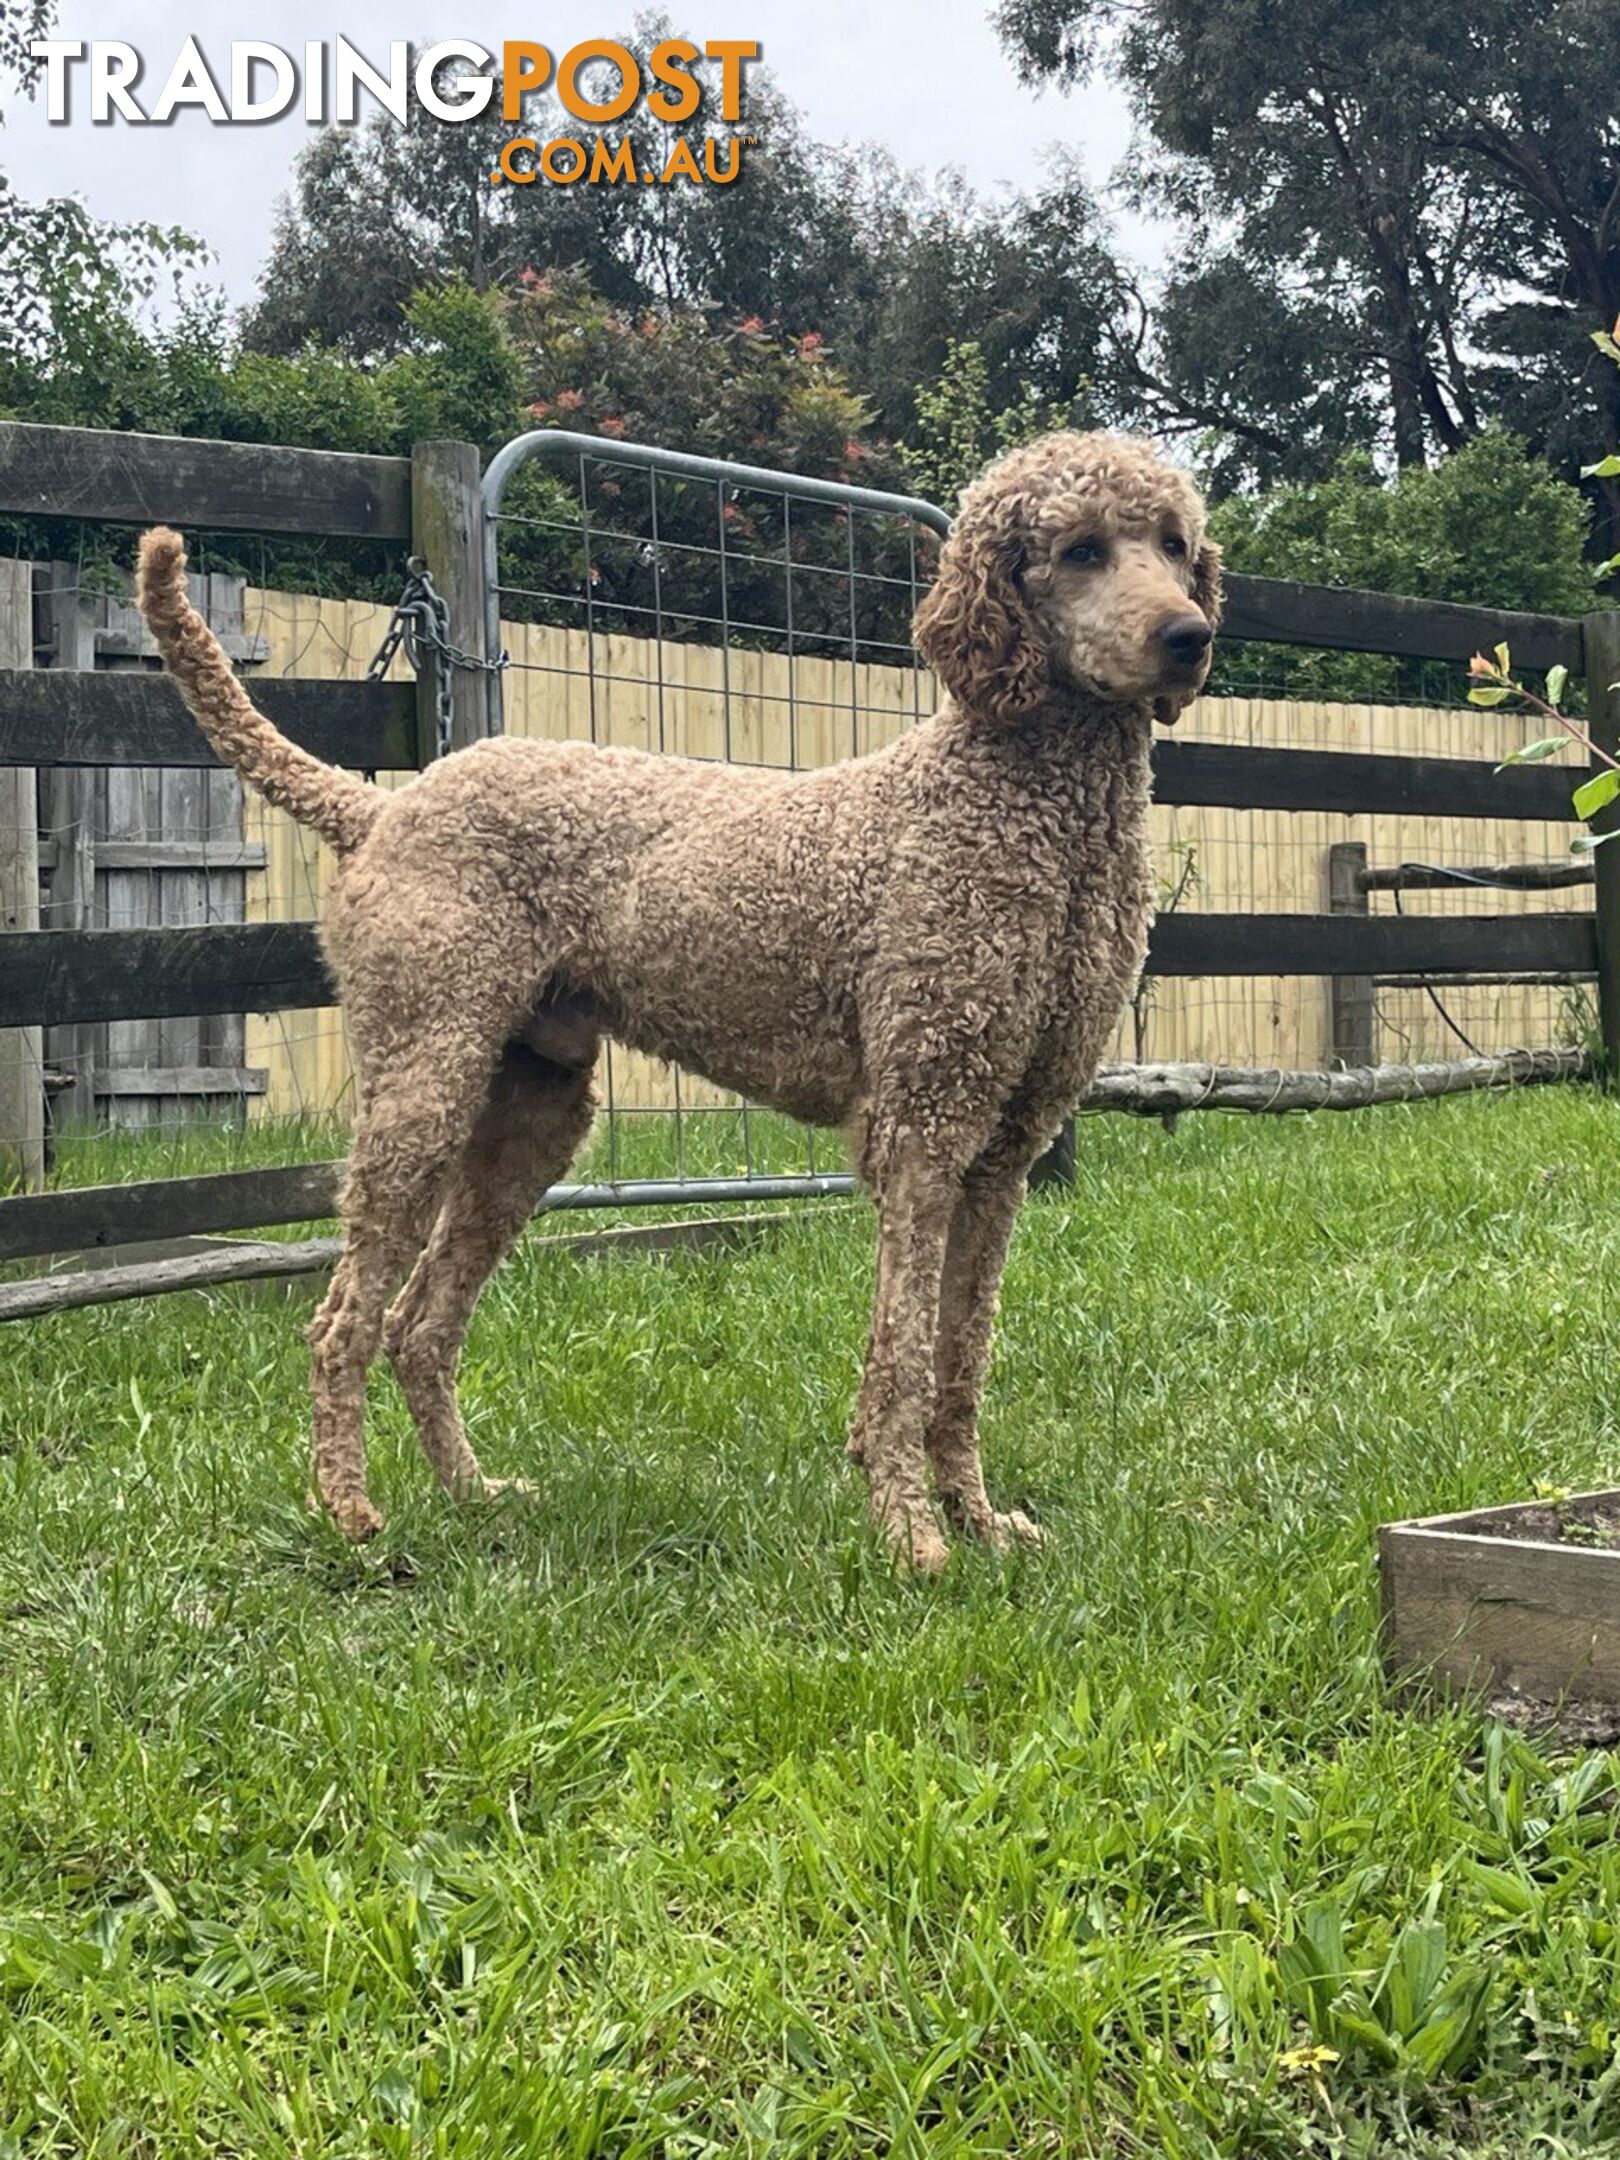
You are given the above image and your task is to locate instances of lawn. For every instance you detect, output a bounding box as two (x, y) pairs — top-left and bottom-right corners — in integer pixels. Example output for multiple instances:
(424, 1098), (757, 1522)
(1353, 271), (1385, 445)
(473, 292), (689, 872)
(2, 1090), (1619, 2157)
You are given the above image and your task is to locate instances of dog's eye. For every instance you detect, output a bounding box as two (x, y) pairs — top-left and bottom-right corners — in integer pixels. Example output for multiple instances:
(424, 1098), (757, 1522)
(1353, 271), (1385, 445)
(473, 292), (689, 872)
(1064, 538), (1104, 567)
(1162, 533), (1189, 559)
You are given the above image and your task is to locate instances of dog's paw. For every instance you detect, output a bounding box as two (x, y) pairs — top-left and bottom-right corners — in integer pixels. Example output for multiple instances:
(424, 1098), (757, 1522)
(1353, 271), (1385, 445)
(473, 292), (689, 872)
(979, 1508), (1047, 1552)
(874, 1500), (952, 1574)
(330, 1493), (384, 1542)
(469, 1475), (537, 1503)
(943, 1494), (1047, 1551)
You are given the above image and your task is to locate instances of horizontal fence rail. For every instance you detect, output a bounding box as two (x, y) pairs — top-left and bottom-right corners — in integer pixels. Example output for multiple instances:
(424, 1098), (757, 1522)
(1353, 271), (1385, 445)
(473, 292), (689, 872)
(0, 422), (412, 541)
(1360, 860), (1595, 892)
(0, 687), (1581, 818)
(0, 911), (1597, 1031)
(0, 421), (1586, 665)
(0, 924), (332, 1028)
(0, 672), (418, 771)
(0, 1162), (343, 1261)
(1150, 741), (1579, 820)
(1219, 574), (1584, 673)
(0, 1161), (857, 1267)
(0, 699), (1587, 830)
(1153, 912), (1597, 978)
(0, 1044), (1586, 1269)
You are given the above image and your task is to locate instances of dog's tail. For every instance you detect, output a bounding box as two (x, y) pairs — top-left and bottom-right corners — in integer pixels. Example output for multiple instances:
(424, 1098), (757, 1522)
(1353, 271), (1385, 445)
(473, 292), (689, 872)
(136, 527), (382, 857)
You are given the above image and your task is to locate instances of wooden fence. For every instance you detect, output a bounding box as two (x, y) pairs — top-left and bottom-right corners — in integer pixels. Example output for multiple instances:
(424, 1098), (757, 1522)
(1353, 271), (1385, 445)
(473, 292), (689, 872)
(243, 610), (1605, 1112)
(36, 562), (271, 1129)
(0, 417), (1617, 1307)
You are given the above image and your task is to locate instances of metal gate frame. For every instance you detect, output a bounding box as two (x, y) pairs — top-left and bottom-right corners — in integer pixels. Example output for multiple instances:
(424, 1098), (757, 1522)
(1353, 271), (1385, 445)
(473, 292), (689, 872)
(480, 430), (953, 1213)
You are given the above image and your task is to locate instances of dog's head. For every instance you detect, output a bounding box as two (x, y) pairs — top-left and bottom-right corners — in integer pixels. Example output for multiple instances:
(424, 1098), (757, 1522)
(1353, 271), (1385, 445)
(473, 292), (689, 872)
(913, 430), (1222, 729)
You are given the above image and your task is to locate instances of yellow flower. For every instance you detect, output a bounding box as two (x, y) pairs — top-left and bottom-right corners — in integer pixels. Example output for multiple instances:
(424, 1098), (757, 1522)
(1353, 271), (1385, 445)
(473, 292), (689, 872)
(1278, 2044), (1341, 2078)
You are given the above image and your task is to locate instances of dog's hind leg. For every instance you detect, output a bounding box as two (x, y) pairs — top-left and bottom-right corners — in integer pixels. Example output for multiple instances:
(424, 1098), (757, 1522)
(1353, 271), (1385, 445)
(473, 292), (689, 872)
(384, 1048), (596, 1499)
(307, 1029), (506, 1539)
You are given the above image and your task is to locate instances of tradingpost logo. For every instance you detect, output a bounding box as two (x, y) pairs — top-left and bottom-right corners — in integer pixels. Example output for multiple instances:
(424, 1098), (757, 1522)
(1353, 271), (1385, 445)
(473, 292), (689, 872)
(29, 36), (762, 188)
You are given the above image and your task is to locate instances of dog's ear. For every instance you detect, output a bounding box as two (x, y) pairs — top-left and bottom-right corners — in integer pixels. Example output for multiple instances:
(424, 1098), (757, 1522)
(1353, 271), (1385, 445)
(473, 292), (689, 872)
(1191, 535), (1224, 632)
(1154, 536), (1224, 727)
(913, 516), (1048, 726)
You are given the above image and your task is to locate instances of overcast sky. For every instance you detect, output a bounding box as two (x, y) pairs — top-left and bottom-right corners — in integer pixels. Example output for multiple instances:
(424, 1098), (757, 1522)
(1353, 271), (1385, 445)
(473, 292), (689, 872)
(2, 1), (1168, 312)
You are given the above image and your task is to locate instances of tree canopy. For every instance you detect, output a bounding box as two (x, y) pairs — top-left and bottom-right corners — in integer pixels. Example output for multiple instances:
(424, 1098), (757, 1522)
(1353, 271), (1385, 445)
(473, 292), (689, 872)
(997, 0), (1620, 551)
(242, 26), (1122, 445)
(1, 4), (1616, 628)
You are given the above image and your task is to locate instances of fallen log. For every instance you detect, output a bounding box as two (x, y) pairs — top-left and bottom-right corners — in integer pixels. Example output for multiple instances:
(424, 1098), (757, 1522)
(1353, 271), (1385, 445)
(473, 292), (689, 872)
(0, 1212), (799, 1322)
(1081, 1048), (1589, 1116)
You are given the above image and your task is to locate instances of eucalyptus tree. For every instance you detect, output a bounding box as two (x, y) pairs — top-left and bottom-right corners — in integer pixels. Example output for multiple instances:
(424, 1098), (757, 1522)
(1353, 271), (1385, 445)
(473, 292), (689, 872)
(998, 0), (1620, 548)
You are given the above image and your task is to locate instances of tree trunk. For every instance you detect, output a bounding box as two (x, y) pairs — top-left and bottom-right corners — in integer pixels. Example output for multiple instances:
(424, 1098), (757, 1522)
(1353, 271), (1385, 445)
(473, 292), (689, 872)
(1387, 347), (1429, 468)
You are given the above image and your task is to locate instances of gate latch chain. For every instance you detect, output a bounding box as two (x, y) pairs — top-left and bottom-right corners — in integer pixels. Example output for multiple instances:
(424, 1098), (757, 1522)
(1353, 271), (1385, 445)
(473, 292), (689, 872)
(366, 558), (508, 764)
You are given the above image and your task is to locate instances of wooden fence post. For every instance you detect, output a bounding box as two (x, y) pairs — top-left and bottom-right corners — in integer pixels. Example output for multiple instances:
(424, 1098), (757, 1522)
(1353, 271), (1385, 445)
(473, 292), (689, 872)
(1326, 840), (1375, 1068)
(1585, 608), (1620, 1080)
(37, 564), (98, 1128)
(410, 440), (492, 758)
(0, 559), (44, 1191)
(1029, 1118), (1076, 1190)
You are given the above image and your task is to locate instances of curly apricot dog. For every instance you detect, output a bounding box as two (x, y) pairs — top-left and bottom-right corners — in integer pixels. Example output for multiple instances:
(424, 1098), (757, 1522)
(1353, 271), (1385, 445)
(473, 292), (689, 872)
(137, 431), (1220, 1568)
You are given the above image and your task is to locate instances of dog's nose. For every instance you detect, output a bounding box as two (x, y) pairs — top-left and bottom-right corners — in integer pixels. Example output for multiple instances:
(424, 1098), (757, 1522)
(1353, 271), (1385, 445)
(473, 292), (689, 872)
(1158, 614), (1212, 669)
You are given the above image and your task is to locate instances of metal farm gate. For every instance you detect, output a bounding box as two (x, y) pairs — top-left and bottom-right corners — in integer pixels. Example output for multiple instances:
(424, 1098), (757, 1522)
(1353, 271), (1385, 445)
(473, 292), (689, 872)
(479, 430), (954, 1203)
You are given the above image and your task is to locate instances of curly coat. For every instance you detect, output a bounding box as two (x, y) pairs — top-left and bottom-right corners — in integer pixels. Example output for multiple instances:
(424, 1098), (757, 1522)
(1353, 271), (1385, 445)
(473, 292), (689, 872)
(136, 430), (1221, 1568)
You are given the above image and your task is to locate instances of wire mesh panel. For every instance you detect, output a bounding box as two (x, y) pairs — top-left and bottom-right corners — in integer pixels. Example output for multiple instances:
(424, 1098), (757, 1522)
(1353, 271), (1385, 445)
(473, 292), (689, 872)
(480, 432), (952, 1202)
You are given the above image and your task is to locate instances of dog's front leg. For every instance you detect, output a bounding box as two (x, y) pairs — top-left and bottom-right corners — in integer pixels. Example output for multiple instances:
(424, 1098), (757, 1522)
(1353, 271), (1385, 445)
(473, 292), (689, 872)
(926, 1161), (1045, 1549)
(851, 1139), (960, 1572)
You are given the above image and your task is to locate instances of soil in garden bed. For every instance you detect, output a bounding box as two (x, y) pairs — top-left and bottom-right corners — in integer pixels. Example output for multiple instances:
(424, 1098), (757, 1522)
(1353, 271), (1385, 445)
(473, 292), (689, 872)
(1454, 1494), (1620, 1552)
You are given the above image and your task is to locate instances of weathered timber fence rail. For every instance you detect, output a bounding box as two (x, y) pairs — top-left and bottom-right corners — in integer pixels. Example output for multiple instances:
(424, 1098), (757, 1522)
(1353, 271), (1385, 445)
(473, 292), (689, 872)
(0, 905), (1601, 1037)
(0, 419), (1616, 1311)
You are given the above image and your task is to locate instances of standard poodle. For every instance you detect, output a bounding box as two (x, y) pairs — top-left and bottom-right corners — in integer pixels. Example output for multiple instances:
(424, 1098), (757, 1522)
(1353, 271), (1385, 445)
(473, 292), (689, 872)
(136, 431), (1221, 1568)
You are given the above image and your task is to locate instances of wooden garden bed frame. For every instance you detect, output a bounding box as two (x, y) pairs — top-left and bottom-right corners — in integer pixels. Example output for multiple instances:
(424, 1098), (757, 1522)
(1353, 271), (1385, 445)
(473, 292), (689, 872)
(1381, 1490), (1620, 1709)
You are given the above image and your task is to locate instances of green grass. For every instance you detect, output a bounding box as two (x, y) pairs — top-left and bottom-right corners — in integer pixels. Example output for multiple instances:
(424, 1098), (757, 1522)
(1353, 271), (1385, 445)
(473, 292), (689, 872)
(42, 1101), (838, 1195)
(3, 1090), (1620, 2156)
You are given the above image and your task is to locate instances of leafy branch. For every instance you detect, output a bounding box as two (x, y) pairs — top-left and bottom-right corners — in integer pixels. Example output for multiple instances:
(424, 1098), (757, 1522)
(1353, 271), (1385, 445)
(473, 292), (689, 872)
(1466, 314), (1620, 851)
(1471, 647), (1620, 851)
